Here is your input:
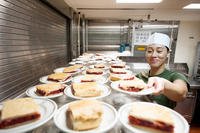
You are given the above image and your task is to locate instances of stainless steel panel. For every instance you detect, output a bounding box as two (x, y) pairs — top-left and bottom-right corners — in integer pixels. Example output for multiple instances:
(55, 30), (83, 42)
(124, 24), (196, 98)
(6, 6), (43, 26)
(88, 44), (119, 51)
(88, 21), (122, 51)
(193, 43), (200, 78)
(0, 0), (68, 102)
(71, 12), (79, 58)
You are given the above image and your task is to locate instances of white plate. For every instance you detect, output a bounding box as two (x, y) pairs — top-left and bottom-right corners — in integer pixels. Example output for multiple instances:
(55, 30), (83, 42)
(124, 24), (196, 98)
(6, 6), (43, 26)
(69, 61), (85, 65)
(72, 75), (108, 84)
(64, 84), (111, 100)
(53, 101), (117, 133)
(109, 70), (133, 75)
(76, 57), (90, 62)
(110, 81), (154, 96)
(39, 75), (72, 84)
(110, 65), (130, 70)
(54, 67), (82, 75)
(0, 98), (57, 133)
(88, 60), (106, 64)
(89, 65), (109, 70)
(118, 102), (189, 133)
(82, 70), (107, 76)
(26, 84), (68, 99)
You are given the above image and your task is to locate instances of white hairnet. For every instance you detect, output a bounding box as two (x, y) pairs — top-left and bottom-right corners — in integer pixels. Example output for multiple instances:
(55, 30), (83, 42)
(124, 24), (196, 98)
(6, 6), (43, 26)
(147, 32), (170, 49)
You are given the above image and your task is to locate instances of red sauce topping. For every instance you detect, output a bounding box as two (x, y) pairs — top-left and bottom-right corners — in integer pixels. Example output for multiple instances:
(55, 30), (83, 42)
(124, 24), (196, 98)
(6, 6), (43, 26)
(111, 66), (125, 68)
(94, 66), (105, 68)
(128, 115), (174, 132)
(81, 80), (95, 82)
(36, 87), (65, 96)
(119, 86), (141, 92)
(47, 76), (71, 82)
(0, 113), (41, 129)
(86, 71), (103, 75)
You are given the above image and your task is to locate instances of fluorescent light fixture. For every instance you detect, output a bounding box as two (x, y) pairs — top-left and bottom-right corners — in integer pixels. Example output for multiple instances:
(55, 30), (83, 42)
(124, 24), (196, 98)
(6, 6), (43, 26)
(89, 26), (128, 29)
(116, 0), (162, 3)
(183, 3), (200, 9)
(142, 25), (178, 29)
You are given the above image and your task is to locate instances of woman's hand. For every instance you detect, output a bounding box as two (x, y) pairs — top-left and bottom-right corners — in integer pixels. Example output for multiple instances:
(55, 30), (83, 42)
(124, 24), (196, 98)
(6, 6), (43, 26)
(147, 77), (165, 95)
(147, 77), (188, 102)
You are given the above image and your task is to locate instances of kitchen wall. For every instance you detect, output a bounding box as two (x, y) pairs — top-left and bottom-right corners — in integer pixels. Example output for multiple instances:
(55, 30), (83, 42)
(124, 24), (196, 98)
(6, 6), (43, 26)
(175, 21), (200, 76)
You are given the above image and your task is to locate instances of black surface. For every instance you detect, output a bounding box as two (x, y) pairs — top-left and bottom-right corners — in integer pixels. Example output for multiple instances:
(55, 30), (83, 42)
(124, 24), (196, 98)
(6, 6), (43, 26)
(192, 90), (200, 124)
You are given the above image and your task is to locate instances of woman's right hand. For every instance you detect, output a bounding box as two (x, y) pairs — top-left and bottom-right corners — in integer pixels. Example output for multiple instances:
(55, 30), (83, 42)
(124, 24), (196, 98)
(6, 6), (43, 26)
(147, 77), (166, 95)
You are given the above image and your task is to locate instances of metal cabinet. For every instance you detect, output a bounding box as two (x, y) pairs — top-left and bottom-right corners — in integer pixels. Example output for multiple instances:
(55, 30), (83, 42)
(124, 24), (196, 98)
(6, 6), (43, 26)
(174, 90), (197, 123)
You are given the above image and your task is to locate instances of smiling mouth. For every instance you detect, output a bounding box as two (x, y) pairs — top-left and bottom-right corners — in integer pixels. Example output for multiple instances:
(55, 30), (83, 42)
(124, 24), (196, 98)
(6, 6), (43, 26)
(150, 59), (158, 64)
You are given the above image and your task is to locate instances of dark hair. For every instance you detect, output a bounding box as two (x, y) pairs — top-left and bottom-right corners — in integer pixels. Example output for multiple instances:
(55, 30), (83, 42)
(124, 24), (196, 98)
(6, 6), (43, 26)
(165, 46), (169, 52)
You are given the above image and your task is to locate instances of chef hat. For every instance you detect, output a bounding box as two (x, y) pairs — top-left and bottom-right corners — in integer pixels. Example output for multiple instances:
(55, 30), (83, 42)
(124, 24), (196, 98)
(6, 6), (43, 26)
(147, 32), (170, 49)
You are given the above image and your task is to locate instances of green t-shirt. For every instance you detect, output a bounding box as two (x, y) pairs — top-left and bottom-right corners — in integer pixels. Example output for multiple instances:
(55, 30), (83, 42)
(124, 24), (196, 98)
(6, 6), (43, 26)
(136, 69), (188, 109)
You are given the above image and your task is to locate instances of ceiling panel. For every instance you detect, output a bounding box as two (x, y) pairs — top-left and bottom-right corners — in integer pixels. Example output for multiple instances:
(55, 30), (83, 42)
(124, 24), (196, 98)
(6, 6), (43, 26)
(63, 0), (200, 20)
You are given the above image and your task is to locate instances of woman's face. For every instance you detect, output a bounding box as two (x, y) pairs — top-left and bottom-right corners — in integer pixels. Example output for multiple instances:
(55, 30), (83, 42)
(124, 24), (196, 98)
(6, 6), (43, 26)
(145, 44), (168, 68)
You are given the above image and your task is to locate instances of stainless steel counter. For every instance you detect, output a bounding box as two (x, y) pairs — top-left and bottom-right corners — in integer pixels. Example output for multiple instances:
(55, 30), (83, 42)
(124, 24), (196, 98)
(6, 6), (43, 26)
(24, 91), (147, 133)
(189, 78), (200, 89)
(16, 62), (149, 133)
(10, 59), (195, 132)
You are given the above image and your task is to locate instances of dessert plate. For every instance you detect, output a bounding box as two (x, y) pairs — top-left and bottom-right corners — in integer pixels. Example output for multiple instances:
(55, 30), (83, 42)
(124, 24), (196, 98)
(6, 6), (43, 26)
(54, 101), (117, 133)
(0, 98), (57, 133)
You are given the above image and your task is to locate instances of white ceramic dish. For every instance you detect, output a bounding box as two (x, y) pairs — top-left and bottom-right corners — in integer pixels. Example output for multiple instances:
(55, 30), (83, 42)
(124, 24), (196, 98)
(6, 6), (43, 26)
(39, 75), (72, 84)
(109, 70), (133, 76)
(72, 75), (108, 84)
(110, 81), (154, 96)
(118, 102), (189, 133)
(0, 98), (57, 133)
(26, 84), (68, 99)
(64, 84), (111, 100)
(54, 67), (82, 75)
(53, 101), (117, 133)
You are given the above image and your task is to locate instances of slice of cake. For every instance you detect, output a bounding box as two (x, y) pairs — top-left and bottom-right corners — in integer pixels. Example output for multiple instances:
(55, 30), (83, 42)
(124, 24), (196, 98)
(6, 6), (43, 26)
(86, 68), (103, 75)
(47, 73), (71, 82)
(67, 100), (103, 131)
(36, 83), (65, 96)
(118, 78), (147, 92)
(94, 64), (105, 69)
(63, 65), (82, 73)
(110, 74), (135, 81)
(110, 68), (126, 74)
(0, 98), (41, 129)
(73, 64), (83, 69)
(128, 103), (174, 133)
(71, 82), (101, 97)
(111, 63), (125, 68)
(80, 75), (97, 82)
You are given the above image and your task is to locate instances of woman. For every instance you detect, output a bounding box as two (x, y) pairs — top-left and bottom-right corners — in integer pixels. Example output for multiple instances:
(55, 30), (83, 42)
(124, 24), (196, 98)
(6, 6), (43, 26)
(137, 32), (188, 109)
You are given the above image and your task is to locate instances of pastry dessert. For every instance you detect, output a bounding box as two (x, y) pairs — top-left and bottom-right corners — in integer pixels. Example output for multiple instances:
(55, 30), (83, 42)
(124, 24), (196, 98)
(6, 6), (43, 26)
(110, 74), (135, 81)
(118, 78), (147, 92)
(86, 68), (103, 75)
(128, 103), (174, 133)
(66, 100), (103, 131)
(80, 75), (97, 82)
(71, 82), (101, 97)
(94, 64), (105, 69)
(110, 68), (126, 74)
(111, 63), (125, 68)
(0, 98), (41, 129)
(73, 64), (83, 69)
(36, 83), (65, 96)
(47, 73), (71, 82)
(63, 65), (82, 73)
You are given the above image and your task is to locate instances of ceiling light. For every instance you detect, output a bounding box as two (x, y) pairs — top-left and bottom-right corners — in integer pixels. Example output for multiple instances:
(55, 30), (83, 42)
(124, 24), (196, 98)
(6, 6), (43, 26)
(183, 3), (200, 9)
(116, 0), (162, 3)
(142, 25), (178, 29)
